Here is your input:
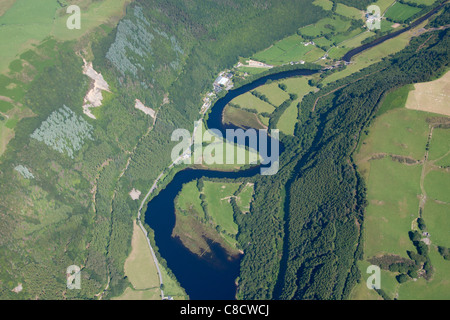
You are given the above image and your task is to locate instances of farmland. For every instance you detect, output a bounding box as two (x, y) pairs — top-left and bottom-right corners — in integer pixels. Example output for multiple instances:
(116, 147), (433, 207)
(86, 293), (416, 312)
(173, 180), (254, 254)
(321, 20), (427, 86)
(405, 70), (450, 117)
(251, 34), (325, 65)
(114, 220), (161, 300)
(384, 2), (422, 23)
(352, 80), (450, 300)
(0, 0), (131, 74)
(225, 75), (315, 136)
(373, 0), (397, 14)
(312, 0), (333, 11)
(335, 3), (363, 20)
(223, 105), (267, 130)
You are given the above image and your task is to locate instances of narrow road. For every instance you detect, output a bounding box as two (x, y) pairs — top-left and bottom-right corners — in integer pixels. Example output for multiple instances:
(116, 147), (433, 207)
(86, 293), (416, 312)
(136, 116), (204, 300)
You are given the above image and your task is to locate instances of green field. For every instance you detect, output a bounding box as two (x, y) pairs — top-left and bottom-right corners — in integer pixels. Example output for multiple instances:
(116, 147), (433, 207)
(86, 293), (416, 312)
(335, 3), (363, 20)
(374, 0), (397, 14)
(254, 83), (290, 106)
(191, 121), (261, 169)
(276, 77), (315, 135)
(354, 91), (450, 299)
(425, 170), (450, 203)
(397, 250), (450, 299)
(312, 0), (333, 11)
(322, 21), (425, 85)
(422, 200), (450, 248)
(360, 108), (431, 160)
(385, 2), (422, 22)
(404, 0), (437, 6)
(115, 221), (161, 300)
(376, 84), (415, 117)
(203, 181), (241, 236)
(314, 36), (334, 49)
(232, 91), (276, 113)
(227, 75), (316, 135)
(436, 153), (450, 167)
(236, 183), (254, 214)
(338, 30), (375, 49)
(223, 105), (267, 130)
(0, 0), (131, 74)
(252, 34), (324, 65)
(299, 16), (352, 38)
(427, 128), (450, 161)
(175, 180), (254, 251)
(363, 157), (422, 257)
(158, 262), (188, 299)
(175, 181), (204, 219)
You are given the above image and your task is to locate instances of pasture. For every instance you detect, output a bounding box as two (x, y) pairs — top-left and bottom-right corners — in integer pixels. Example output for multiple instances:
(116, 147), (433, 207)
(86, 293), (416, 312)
(355, 91), (450, 299)
(254, 83), (290, 106)
(298, 16), (352, 38)
(335, 3), (363, 20)
(362, 157), (422, 258)
(321, 21), (426, 85)
(359, 108), (431, 160)
(203, 181), (241, 236)
(115, 220), (161, 300)
(175, 180), (254, 251)
(223, 105), (267, 130)
(424, 170), (450, 203)
(404, 0), (437, 5)
(384, 2), (421, 22)
(0, 0), (130, 74)
(373, 0), (397, 14)
(123, 221), (160, 290)
(276, 77), (315, 135)
(312, 0), (333, 11)
(231, 92), (276, 113)
(252, 34), (324, 65)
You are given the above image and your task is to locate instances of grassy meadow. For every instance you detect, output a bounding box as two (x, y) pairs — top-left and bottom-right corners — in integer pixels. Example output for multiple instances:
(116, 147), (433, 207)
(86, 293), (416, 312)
(384, 2), (422, 22)
(114, 220), (161, 300)
(353, 81), (450, 300)
(174, 180), (254, 254)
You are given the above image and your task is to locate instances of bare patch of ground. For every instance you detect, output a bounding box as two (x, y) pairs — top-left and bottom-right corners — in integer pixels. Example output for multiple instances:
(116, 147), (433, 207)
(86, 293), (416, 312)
(129, 188), (142, 200)
(82, 59), (111, 119)
(405, 70), (450, 116)
(134, 99), (156, 118)
(11, 283), (22, 293)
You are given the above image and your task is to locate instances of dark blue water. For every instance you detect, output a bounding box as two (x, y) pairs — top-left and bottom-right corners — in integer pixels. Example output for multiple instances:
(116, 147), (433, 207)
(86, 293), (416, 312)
(143, 1), (445, 295)
(342, 2), (446, 62)
(144, 68), (318, 300)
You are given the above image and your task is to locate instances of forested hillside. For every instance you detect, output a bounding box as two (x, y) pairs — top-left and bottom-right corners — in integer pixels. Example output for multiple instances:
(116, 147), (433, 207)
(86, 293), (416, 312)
(273, 28), (449, 299)
(1, 0), (448, 300)
(0, 0), (326, 299)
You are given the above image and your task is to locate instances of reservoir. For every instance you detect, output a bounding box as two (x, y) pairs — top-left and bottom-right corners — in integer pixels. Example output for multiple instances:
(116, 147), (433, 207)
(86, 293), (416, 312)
(143, 3), (445, 298)
(144, 68), (317, 300)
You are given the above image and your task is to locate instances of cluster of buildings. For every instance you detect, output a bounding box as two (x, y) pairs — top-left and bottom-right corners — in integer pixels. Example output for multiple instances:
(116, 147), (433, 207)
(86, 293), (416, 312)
(213, 71), (234, 93)
(200, 92), (215, 114)
(365, 11), (382, 30)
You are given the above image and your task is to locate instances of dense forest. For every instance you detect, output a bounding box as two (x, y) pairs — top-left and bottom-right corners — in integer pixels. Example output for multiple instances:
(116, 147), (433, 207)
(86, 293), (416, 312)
(0, 0), (327, 299)
(234, 23), (449, 299)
